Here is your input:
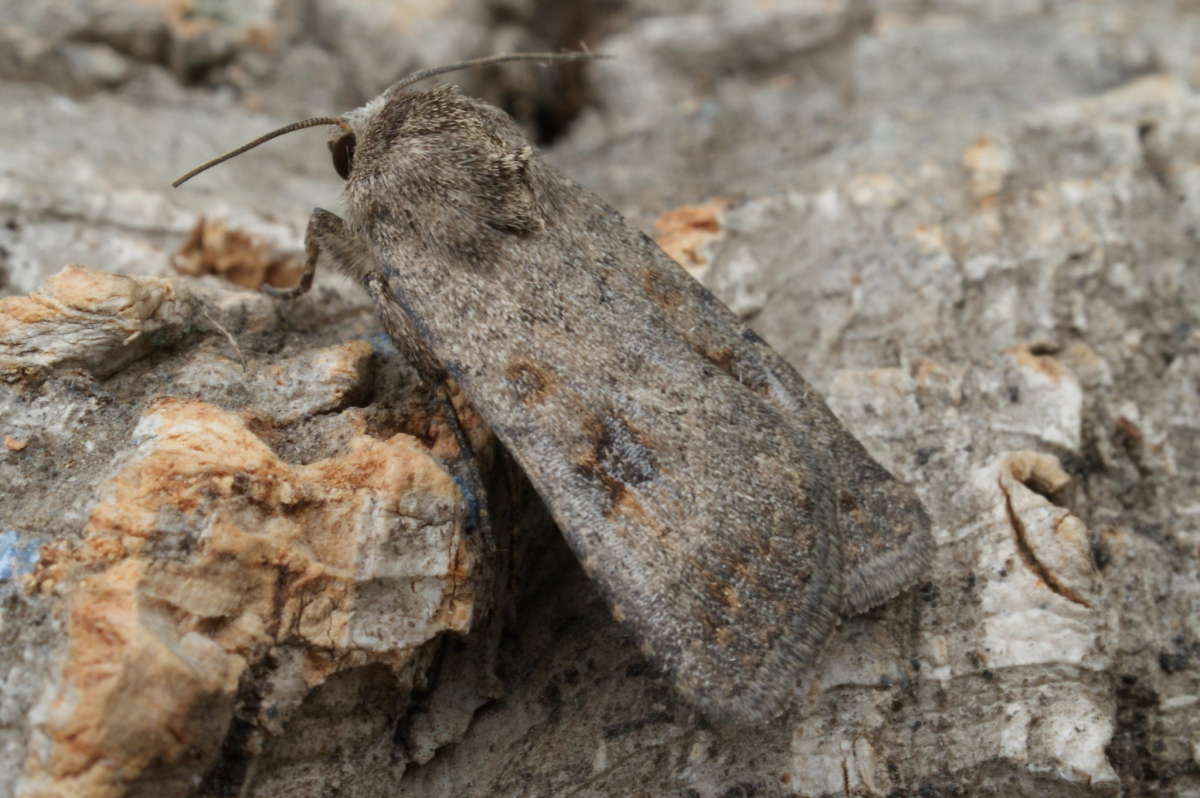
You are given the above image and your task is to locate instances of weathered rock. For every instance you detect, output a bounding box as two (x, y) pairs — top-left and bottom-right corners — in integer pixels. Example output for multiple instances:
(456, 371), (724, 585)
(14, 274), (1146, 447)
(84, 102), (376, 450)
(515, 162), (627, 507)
(18, 396), (479, 798)
(0, 266), (499, 798)
(2, 1), (1200, 797)
(0, 266), (198, 377)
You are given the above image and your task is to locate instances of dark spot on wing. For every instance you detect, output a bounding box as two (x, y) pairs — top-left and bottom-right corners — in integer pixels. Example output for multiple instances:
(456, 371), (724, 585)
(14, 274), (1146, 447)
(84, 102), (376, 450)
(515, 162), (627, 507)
(594, 415), (657, 488)
(839, 489), (866, 524)
(574, 411), (658, 515)
(707, 579), (742, 612)
(641, 266), (684, 309)
(696, 344), (736, 377)
(741, 327), (767, 346)
(505, 358), (557, 406)
(689, 341), (774, 395)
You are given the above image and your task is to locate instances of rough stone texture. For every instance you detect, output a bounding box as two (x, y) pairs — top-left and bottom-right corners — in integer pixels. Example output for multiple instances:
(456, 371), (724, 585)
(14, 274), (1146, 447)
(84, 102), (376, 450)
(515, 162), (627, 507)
(3, 1), (1200, 797)
(19, 395), (481, 798)
(1, 267), (499, 798)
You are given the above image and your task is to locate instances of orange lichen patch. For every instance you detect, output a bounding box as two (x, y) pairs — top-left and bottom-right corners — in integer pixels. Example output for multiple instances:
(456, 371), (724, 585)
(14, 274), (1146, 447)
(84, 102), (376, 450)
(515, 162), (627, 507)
(431, 536), (477, 631)
(845, 173), (904, 209)
(48, 266), (168, 316)
(20, 399), (478, 798)
(0, 266), (173, 334)
(242, 24), (276, 52)
(1004, 450), (1072, 497)
(908, 223), (947, 254)
(1115, 415), (1143, 442)
(0, 266), (191, 379)
(995, 451), (1094, 609)
(144, 0), (219, 38)
(5, 435), (28, 451)
(961, 135), (1012, 206)
(432, 378), (493, 460)
(381, 378), (494, 464)
(1009, 344), (1068, 381)
(45, 560), (240, 789)
(913, 358), (944, 384)
(172, 217), (303, 290)
(311, 339), (373, 389)
(122, 0), (275, 53)
(653, 198), (731, 274)
(0, 288), (72, 329)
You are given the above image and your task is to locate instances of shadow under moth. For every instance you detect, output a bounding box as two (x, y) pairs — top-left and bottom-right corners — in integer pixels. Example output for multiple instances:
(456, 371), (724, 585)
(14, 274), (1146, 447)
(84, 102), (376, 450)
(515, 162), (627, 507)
(174, 53), (933, 724)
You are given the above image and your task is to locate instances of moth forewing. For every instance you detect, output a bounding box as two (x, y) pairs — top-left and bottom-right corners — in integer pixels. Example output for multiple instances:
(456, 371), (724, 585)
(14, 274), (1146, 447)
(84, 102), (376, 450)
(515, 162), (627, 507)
(173, 53), (933, 724)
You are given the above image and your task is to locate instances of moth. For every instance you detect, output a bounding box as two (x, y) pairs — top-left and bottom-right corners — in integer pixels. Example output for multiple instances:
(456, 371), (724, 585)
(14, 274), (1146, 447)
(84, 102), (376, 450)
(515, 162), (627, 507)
(174, 53), (933, 723)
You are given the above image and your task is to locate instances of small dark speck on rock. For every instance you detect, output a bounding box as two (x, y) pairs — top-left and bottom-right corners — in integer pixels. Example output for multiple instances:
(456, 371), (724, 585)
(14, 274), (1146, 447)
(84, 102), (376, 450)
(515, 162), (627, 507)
(1159, 651), (1190, 673)
(624, 659), (649, 677)
(601, 711), (674, 740)
(539, 682), (562, 711)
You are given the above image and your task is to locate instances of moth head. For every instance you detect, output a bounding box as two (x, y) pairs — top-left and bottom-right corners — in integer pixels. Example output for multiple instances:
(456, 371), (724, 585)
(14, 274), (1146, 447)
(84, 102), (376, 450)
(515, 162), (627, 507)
(171, 51), (604, 189)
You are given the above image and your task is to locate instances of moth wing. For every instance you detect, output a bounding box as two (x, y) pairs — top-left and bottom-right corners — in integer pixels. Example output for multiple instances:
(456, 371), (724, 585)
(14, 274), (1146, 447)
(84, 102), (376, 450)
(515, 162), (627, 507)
(610, 223), (934, 614)
(357, 163), (916, 720)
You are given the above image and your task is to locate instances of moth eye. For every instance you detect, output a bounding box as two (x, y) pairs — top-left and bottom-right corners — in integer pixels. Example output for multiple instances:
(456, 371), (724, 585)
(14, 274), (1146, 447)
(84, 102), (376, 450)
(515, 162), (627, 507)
(330, 133), (356, 180)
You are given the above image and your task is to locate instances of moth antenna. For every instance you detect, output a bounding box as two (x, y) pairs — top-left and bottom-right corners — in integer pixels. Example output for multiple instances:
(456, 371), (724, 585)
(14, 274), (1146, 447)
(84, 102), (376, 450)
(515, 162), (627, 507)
(172, 116), (350, 187)
(386, 51), (608, 96)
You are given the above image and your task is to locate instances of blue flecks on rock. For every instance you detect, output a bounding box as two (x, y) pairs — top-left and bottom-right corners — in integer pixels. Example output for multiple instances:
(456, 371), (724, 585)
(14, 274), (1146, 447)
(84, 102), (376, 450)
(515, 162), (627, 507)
(0, 529), (41, 581)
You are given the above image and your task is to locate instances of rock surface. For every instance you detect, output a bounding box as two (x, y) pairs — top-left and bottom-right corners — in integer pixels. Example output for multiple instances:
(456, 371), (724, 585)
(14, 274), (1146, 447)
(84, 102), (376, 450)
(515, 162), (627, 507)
(3, 1), (1200, 797)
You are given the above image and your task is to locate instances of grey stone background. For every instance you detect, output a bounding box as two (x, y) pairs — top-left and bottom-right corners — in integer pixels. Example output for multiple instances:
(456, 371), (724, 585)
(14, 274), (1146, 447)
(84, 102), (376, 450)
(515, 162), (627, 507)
(2, 1), (1200, 796)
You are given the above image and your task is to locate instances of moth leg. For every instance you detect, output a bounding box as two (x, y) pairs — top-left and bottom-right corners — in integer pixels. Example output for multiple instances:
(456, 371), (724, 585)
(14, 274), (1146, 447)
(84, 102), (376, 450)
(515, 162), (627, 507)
(264, 211), (495, 549)
(433, 382), (492, 543)
(360, 273), (493, 555)
(263, 208), (371, 299)
(360, 272), (447, 387)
